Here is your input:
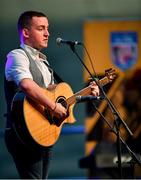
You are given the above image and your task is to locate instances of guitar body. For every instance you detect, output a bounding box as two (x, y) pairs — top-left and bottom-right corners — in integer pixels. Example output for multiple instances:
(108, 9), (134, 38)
(11, 68), (116, 148)
(11, 82), (76, 148)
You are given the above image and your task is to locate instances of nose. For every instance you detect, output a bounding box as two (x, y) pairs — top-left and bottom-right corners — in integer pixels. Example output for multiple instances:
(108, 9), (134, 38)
(45, 29), (49, 37)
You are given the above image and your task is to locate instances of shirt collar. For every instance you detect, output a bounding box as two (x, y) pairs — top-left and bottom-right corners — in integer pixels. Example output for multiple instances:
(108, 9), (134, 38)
(20, 44), (47, 61)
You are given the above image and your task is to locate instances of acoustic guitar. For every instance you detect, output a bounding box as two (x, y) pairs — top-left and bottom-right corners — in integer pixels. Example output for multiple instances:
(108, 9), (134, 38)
(11, 68), (116, 148)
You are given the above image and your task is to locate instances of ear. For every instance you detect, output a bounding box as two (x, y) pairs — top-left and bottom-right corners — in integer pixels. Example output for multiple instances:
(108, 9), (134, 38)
(22, 28), (30, 38)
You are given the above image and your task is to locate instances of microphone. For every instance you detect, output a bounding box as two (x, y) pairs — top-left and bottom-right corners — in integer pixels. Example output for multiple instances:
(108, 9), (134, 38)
(76, 95), (104, 102)
(56, 37), (82, 46)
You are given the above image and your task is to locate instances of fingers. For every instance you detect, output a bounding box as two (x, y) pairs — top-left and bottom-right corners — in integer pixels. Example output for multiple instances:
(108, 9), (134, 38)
(53, 103), (67, 118)
(90, 81), (100, 96)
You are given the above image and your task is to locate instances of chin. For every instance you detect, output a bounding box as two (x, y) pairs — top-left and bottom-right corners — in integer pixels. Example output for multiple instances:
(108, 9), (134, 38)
(42, 43), (48, 48)
(39, 45), (47, 50)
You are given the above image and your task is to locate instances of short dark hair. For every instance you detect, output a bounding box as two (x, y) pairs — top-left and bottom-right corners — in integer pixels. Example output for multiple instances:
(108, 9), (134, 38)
(17, 11), (47, 34)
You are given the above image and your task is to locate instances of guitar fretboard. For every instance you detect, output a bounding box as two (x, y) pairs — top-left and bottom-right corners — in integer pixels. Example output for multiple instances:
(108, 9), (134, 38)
(66, 76), (110, 106)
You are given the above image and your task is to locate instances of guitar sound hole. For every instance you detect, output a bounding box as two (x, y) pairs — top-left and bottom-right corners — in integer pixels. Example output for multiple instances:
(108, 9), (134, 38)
(56, 96), (67, 109)
(44, 96), (68, 126)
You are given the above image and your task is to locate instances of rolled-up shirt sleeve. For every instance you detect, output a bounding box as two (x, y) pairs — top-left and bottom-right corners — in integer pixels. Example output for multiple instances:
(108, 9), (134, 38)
(5, 49), (33, 86)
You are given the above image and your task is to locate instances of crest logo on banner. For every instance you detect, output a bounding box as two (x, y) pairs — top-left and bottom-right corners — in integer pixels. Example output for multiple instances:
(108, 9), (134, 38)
(110, 31), (138, 71)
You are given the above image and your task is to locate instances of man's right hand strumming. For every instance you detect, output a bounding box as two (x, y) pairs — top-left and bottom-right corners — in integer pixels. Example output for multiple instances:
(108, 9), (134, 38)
(50, 103), (68, 119)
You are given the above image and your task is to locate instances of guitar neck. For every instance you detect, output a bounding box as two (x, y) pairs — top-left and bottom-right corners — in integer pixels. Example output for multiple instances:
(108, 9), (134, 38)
(66, 76), (109, 106)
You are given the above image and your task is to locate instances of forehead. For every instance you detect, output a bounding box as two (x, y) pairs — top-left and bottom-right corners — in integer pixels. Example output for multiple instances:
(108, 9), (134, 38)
(31, 16), (49, 26)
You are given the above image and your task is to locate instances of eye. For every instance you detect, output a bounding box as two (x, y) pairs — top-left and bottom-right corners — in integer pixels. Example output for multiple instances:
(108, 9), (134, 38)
(38, 27), (43, 31)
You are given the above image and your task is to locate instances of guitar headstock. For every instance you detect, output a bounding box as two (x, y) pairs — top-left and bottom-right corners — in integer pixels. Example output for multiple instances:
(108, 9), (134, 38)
(105, 68), (116, 83)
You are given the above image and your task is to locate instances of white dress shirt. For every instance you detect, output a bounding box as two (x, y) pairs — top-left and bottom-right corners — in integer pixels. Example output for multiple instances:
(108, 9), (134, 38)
(5, 44), (52, 88)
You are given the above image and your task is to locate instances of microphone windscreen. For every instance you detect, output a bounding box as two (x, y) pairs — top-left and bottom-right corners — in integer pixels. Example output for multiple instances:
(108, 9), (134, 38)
(56, 37), (62, 45)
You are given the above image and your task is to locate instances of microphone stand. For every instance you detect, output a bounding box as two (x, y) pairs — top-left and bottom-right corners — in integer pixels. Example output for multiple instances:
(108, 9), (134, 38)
(92, 103), (141, 178)
(68, 44), (141, 178)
